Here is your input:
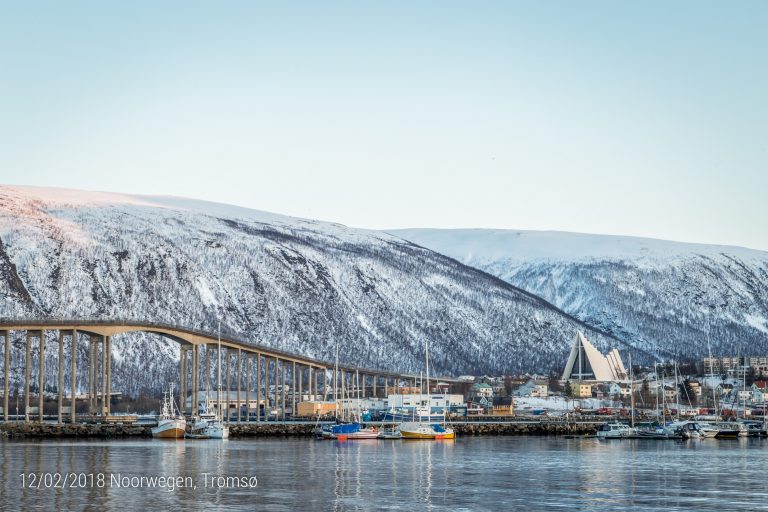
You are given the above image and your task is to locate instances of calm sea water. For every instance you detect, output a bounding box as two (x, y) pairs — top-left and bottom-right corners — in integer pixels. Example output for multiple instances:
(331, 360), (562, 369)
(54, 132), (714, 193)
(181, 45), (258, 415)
(2, 436), (767, 511)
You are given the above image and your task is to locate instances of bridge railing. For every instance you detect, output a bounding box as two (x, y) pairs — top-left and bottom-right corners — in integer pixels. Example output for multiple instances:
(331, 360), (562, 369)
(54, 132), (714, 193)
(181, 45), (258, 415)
(0, 317), (460, 382)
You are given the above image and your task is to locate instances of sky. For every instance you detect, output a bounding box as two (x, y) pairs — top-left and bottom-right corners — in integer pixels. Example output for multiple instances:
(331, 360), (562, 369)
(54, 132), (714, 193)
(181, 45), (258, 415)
(1, 1), (766, 250)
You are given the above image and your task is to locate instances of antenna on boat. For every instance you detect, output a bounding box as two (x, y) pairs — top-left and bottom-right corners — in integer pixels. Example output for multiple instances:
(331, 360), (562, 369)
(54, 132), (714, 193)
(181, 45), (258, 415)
(707, 333), (718, 418)
(425, 338), (431, 396)
(629, 350), (634, 428)
(217, 319), (222, 422)
(334, 338), (339, 404)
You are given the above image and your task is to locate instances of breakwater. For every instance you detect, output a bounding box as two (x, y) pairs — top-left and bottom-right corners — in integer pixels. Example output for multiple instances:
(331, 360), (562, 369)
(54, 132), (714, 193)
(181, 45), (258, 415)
(451, 421), (597, 436)
(1, 422), (153, 438)
(1, 421), (598, 439)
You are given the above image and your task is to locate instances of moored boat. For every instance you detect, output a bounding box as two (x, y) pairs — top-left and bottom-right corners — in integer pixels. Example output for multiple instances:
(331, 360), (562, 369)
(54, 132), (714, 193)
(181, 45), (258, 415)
(324, 422), (379, 440)
(670, 421), (704, 439)
(633, 422), (680, 439)
(187, 321), (229, 440)
(596, 422), (632, 439)
(399, 422), (455, 440)
(377, 426), (403, 439)
(193, 411), (229, 439)
(152, 384), (186, 439)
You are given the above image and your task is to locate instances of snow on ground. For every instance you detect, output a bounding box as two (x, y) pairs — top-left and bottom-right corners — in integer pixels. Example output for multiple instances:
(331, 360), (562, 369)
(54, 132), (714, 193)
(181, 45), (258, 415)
(5, 185), (164, 208)
(390, 228), (768, 264)
(745, 314), (768, 335)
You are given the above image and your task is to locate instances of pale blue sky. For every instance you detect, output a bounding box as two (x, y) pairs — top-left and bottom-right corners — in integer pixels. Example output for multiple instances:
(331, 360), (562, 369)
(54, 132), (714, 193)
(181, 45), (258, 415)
(1, 1), (766, 250)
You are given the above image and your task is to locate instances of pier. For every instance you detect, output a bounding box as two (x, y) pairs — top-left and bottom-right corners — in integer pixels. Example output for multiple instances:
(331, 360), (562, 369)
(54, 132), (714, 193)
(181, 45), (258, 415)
(1, 419), (601, 439)
(0, 319), (461, 425)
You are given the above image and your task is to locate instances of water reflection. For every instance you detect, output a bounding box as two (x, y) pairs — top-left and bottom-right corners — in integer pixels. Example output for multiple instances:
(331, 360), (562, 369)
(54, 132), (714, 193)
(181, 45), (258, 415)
(3, 437), (768, 511)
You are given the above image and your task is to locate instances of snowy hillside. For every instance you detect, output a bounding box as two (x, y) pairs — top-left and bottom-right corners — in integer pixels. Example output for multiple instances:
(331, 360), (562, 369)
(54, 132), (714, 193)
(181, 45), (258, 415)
(0, 186), (623, 396)
(391, 228), (768, 360)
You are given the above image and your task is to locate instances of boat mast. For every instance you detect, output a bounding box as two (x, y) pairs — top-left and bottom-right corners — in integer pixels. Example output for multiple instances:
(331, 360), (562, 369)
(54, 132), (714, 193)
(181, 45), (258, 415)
(707, 335), (718, 418)
(356, 368), (360, 423)
(674, 361), (680, 421)
(654, 362), (660, 423)
(334, 339), (339, 403)
(425, 338), (431, 396)
(629, 351), (634, 428)
(217, 319), (222, 421)
(742, 355), (747, 420)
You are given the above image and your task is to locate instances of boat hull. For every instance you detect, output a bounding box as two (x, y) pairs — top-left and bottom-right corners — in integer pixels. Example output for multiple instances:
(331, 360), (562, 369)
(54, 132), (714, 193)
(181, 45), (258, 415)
(400, 430), (455, 440)
(399, 422), (455, 440)
(152, 419), (186, 439)
(339, 430), (379, 440)
(204, 425), (229, 439)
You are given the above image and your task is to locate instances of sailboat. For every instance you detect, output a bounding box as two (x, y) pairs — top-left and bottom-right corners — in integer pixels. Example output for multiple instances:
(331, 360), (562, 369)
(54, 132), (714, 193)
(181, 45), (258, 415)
(399, 339), (455, 440)
(192, 321), (229, 439)
(328, 369), (378, 440)
(316, 342), (377, 440)
(152, 383), (186, 439)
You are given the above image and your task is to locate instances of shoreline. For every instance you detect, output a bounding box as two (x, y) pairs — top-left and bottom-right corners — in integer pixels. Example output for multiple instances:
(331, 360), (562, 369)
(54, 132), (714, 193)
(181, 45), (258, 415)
(0, 421), (598, 439)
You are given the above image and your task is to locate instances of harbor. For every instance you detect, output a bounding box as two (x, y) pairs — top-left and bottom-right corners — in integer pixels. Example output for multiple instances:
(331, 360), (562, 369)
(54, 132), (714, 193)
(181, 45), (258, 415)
(0, 418), (602, 439)
(5, 436), (768, 511)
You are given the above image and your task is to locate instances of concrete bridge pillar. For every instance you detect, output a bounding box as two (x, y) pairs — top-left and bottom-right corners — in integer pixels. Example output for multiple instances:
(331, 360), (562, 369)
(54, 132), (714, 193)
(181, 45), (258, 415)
(179, 347), (187, 414)
(106, 336), (111, 416)
(225, 348), (231, 423)
(298, 365), (303, 404)
(245, 353), (250, 423)
(256, 353), (261, 422)
(192, 345), (199, 417)
(57, 331), (64, 423)
(88, 336), (95, 414)
(273, 356), (278, 420)
(281, 360), (286, 421)
(291, 361), (296, 418)
(310, 366), (315, 400)
(237, 348), (241, 423)
(101, 335), (107, 415)
(38, 330), (45, 423)
(357, 370), (362, 398)
(70, 330), (77, 424)
(24, 331), (31, 422)
(3, 330), (8, 422)
(204, 345), (210, 411)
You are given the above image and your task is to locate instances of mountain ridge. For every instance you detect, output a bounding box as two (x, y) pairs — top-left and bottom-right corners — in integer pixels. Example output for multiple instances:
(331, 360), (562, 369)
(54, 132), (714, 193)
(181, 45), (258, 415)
(391, 228), (768, 362)
(0, 185), (628, 396)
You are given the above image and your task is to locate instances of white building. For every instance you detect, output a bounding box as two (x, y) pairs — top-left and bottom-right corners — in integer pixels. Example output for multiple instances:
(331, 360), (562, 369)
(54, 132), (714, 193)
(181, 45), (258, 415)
(561, 331), (628, 382)
(385, 394), (464, 411)
(609, 382), (631, 398)
(514, 379), (549, 397)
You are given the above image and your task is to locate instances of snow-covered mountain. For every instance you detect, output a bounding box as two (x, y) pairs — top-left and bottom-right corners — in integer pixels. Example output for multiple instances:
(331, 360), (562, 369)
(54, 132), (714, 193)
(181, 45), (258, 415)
(0, 186), (622, 396)
(390, 228), (768, 360)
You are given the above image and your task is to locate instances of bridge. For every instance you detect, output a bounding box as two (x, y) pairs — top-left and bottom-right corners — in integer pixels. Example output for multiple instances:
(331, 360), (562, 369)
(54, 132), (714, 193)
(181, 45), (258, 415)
(0, 319), (461, 424)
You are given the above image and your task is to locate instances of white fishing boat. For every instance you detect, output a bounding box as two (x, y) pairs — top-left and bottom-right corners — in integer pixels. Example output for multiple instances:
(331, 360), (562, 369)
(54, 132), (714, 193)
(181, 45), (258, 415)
(206, 320), (230, 439)
(192, 411), (229, 439)
(596, 422), (632, 439)
(187, 321), (229, 440)
(377, 425), (403, 439)
(152, 384), (186, 439)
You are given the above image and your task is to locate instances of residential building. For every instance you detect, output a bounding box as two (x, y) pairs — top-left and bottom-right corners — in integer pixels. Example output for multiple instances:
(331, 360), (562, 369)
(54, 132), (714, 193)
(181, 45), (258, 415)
(570, 382), (593, 398)
(469, 382), (494, 399)
(490, 396), (514, 416)
(513, 379), (548, 397)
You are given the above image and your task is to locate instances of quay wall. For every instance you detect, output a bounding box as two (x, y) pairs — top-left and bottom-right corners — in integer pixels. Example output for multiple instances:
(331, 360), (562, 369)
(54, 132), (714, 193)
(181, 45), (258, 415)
(1, 421), (598, 439)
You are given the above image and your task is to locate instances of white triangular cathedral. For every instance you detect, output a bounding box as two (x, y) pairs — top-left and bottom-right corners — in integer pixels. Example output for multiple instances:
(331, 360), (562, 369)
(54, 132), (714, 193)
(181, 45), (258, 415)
(561, 331), (627, 381)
